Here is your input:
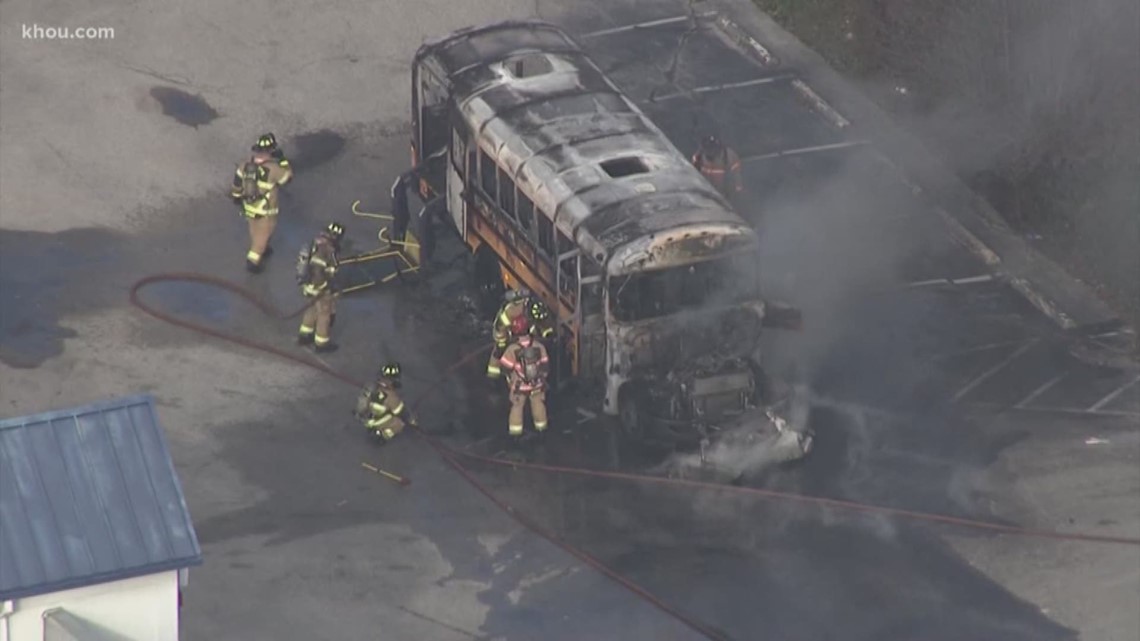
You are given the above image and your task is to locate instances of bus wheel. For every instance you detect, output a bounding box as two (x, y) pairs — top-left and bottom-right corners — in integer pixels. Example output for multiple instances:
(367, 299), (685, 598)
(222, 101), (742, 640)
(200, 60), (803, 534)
(471, 247), (504, 316)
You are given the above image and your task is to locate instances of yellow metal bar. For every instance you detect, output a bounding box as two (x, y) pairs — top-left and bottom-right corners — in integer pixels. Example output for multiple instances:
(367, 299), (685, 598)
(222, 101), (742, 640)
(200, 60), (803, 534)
(337, 281), (378, 294)
(339, 250), (399, 266)
(361, 462), (410, 486)
(351, 200), (393, 220)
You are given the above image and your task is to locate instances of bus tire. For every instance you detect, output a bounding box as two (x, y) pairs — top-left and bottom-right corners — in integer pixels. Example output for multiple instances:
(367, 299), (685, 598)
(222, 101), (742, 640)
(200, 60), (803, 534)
(471, 246), (504, 315)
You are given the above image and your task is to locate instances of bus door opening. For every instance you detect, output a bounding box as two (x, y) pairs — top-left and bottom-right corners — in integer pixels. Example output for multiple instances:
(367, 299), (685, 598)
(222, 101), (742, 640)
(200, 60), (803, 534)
(413, 63), (449, 195)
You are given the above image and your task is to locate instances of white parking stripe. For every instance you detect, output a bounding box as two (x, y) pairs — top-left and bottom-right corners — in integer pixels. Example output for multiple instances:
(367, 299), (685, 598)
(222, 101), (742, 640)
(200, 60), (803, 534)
(952, 341), (1037, 402)
(1088, 373), (1140, 412)
(907, 274), (996, 288)
(649, 74), (794, 102)
(743, 140), (868, 162)
(966, 402), (1140, 419)
(1015, 374), (1066, 409)
(791, 79), (850, 129)
(932, 339), (1034, 361)
(579, 12), (716, 39)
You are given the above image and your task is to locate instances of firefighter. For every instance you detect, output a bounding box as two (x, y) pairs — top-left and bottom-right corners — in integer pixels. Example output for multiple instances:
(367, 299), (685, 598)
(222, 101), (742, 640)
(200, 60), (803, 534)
(486, 289), (555, 378)
(500, 333), (550, 437)
(526, 298), (554, 340)
(297, 222), (343, 353)
(487, 288), (529, 378)
(230, 133), (293, 273)
(354, 362), (417, 442)
(691, 135), (743, 200)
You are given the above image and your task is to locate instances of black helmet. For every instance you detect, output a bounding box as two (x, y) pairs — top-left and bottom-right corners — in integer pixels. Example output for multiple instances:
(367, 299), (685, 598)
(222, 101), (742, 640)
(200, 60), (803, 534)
(325, 222), (345, 241)
(381, 362), (401, 378)
(252, 133), (278, 153)
(528, 298), (550, 322)
(701, 134), (724, 153)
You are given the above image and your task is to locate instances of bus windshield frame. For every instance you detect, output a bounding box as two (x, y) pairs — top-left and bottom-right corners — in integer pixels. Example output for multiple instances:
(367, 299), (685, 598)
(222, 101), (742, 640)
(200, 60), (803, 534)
(607, 248), (761, 323)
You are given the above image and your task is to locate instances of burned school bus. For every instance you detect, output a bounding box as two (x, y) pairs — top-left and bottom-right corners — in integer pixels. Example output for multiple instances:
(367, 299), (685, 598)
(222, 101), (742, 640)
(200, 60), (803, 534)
(411, 20), (811, 457)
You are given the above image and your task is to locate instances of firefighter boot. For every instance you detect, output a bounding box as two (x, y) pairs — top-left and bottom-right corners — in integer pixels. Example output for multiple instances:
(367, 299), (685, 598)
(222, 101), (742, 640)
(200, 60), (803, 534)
(297, 319), (316, 345)
(315, 341), (339, 354)
(246, 258), (264, 274)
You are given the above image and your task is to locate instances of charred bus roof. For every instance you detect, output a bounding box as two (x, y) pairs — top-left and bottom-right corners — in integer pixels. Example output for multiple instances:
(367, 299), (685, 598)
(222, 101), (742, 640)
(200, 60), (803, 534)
(415, 21), (754, 271)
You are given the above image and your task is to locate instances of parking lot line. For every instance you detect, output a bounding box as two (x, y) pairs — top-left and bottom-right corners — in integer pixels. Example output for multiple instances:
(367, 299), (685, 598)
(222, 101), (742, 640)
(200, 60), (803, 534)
(952, 340), (1037, 402)
(578, 12), (716, 39)
(1088, 373), (1140, 412)
(1015, 373), (1066, 409)
(906, 274), (996, 289)
(790, 79), (850, 129)
(969, 403), (1140, 420)
(647, 73), (796, 102)
(742, 139), (868, 162)
(931, 339), (1033, 361)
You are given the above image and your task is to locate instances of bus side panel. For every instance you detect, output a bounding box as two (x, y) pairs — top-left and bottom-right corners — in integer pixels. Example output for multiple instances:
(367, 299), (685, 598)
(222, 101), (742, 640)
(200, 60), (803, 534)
(468, 194), (581, 376)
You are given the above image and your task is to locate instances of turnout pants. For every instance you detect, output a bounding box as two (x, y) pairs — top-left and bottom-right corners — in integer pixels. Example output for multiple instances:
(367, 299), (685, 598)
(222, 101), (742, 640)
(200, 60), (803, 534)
(246, 214), (278, 265)
(299, 292), (336, 345)
(367, 414), (406, 440)
(487, 347), (504, 378)
(508, 388), (547, 436)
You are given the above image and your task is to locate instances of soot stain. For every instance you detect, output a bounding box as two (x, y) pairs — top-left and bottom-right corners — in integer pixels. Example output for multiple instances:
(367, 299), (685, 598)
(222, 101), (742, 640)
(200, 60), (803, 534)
(149, 86), (219, 128)
(0, 228), (125, 368)
(289, 130), (346, 170)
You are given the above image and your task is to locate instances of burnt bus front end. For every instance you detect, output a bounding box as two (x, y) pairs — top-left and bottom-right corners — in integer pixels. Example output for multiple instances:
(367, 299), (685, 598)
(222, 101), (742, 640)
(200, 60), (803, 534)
(602, 225), (812, 463)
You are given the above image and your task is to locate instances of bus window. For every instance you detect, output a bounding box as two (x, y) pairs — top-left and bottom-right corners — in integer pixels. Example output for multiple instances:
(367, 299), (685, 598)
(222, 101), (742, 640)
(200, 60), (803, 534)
(516, 192), (535, 234)
(479, 150), (497, 201)
(609, 254), (759, 322)
(537, 213), (554, 257)
(517, 191), (533, 229)
(557, 232), (574, 257)
(559, 255), (577, 299)
(497, 166), (515, 214)
(556, 231), (577, 300)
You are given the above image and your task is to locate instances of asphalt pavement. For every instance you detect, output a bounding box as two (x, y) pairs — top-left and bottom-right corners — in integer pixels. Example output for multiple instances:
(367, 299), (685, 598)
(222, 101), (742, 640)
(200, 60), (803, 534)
(1, 0), (1136, 639)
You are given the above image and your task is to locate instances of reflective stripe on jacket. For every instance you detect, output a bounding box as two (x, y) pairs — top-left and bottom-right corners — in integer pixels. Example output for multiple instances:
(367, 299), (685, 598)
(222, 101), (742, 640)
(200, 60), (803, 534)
(302, 237), (339, 295)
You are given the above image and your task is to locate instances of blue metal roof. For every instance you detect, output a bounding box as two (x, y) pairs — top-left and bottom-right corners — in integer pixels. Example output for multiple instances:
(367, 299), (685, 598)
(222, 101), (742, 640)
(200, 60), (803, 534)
(0, 395), (202, 600)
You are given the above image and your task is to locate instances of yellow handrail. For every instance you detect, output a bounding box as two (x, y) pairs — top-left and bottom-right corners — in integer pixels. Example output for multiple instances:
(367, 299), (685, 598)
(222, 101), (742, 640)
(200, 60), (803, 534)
(334, 199), (422, 292)
(351, 200), (393, 220)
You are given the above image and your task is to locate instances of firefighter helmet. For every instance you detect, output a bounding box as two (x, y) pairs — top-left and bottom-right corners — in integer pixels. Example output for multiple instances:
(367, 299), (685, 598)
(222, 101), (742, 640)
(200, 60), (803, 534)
(381, 362), (401, 379)
(253, 133), (279, 152)
(700, 134), (723, 154)
(325, 222), (345, 241)
(528, 299), (550, 322)
(504, 287), (531, 303)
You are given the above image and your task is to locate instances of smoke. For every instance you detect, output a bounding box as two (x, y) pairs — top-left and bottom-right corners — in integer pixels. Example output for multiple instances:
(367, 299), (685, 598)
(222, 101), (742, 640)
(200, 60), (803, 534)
(750, 149), (932, 388)
(884, 0), (1140, 318)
